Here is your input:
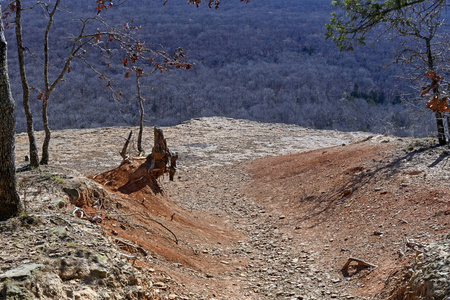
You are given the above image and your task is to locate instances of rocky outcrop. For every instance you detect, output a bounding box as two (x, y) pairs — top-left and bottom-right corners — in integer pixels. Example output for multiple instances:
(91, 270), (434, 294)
(0, 212), (189, 300)
(392, 236), (450, 300)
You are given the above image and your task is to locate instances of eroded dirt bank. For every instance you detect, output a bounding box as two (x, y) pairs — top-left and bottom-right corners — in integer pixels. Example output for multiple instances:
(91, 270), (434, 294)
(6, 117), (449, 299)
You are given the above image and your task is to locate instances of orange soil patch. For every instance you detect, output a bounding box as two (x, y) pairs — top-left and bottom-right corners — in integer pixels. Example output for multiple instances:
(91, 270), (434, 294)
(244, 140), (450, 298)
(87, 159), (245, 297)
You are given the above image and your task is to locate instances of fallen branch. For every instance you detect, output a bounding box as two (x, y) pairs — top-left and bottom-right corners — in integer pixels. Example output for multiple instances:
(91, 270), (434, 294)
(110, 212), (179, 245)
(341, 257), (377, 272)
(115, 250), (138, 265)
(115, 251), (137, 259)
(130, 212), (178, 245)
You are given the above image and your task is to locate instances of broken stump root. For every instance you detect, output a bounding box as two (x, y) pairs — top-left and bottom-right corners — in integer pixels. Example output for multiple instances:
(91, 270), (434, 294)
(119, 127), (178, 194)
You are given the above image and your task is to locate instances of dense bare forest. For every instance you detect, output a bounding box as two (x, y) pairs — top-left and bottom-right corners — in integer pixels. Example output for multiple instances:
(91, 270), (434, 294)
(5, 0), (448, 136)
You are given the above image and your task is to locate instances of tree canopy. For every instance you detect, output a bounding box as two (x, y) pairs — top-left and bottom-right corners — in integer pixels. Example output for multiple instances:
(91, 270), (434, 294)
(326, 0), (449, 145)
(325, 0), (448, 51)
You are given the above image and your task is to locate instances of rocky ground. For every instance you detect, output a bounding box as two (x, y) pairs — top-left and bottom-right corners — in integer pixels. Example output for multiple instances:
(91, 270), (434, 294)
(2, 117), (449, 299)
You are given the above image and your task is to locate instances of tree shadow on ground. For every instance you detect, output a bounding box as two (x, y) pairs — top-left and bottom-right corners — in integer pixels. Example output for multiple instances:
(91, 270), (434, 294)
(297, 142), (447, 226)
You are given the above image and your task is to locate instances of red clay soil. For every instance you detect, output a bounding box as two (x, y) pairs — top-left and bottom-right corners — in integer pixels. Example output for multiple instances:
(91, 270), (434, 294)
(88, 159), (246, 297)
(244, 139), (450, 298)
(83, 136), (449, 299)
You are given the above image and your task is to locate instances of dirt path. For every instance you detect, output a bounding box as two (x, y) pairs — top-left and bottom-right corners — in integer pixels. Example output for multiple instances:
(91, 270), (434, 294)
(13, 117), (450, 299)
(162, 119), (377, 299)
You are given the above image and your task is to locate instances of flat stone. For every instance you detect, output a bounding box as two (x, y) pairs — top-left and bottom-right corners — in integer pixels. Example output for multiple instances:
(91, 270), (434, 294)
(90, 268), (109, 279)
(48, 226), (68, 239)
(0, 263), (44, 280)
(93, 254), (108, 266)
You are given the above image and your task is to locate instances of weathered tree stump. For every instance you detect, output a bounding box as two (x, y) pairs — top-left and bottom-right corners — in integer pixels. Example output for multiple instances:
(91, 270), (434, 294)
(119, 127), (178, 194)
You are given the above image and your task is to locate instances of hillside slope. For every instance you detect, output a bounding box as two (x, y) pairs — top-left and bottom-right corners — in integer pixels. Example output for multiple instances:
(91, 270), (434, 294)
(3, 117), (449, 299)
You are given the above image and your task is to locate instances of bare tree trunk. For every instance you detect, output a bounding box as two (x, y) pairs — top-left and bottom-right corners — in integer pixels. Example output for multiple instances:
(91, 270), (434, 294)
(435, 111), (446, 145)
(16, 0), (39, 168)
(446, 116), (450, 144)
(425, 37), (446, 145)
(40, 0), (61, 165)
(40, 98), (51, 165)
(0, 8), (22, 219)
(136, 75), (144, 155)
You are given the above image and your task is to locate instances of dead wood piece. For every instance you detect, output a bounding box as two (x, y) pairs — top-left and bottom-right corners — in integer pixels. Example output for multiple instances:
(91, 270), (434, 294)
(169, 153), (178, 181)
(64, 187), (81, 204)
(342, 257), (377, 272)
(90, 215), (102, 224)
(120, 130), (133, 159)
(72, 207), (85, 219)
(119, 127), (178, 194)
(115, 251), (137, 259)
(117, 212), (179, 245)
(405, 237), (425, 249)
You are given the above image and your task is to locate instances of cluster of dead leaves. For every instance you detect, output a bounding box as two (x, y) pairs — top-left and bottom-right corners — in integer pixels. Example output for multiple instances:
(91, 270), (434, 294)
(424, 72), (449, 113)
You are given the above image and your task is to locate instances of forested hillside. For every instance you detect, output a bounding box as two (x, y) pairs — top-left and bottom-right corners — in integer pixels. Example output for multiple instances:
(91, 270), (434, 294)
(5, 0), (446, 136)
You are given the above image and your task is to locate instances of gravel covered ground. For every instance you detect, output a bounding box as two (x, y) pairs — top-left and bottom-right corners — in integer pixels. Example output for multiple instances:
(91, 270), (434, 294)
(5, 117), (449, 299)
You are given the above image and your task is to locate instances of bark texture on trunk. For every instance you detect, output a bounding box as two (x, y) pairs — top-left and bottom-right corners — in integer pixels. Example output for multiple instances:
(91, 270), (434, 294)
(16, 0), (39, 168)
(435, 111), (446, 146)
(0, 10), (22, 219)
(40, 0), (61, 165)
(40, 98), (51, 165)
(136, 75), (144, 155)
(119, 127), (178, 194)
(425, 37), (446, 145)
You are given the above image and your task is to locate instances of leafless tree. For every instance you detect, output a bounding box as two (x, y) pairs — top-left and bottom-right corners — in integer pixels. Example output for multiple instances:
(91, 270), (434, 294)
(0, 2), (22, 219)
